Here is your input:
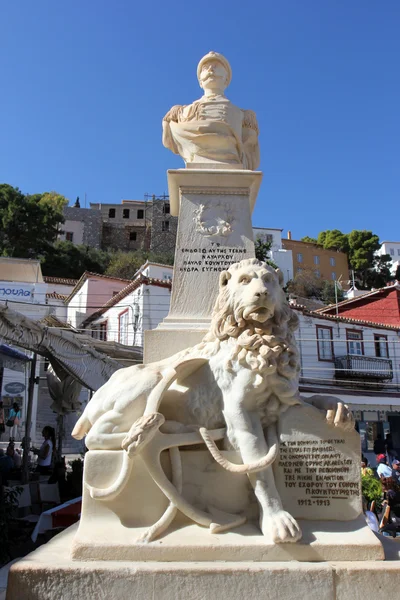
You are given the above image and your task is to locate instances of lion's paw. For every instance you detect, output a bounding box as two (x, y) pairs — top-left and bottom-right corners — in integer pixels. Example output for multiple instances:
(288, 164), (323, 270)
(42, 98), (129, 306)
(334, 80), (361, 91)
(261, 510), (302, 543)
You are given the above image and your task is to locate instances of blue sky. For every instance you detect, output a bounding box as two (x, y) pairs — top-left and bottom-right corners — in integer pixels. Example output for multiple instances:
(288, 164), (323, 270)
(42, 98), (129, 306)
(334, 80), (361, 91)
(1, 1), (399, 241)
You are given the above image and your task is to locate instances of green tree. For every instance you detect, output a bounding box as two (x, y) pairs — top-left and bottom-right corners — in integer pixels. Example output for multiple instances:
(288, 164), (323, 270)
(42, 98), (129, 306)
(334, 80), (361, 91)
(347, 230), (381, 288)
(300, 236), (318, 244)
(307, 228), (393, 290)
(255, 237), (278, 269)
(317, 229), (349, 254)
(0, 184), (67, 258)
(41, 241), (111, 279)
(105, 250), (174, 280)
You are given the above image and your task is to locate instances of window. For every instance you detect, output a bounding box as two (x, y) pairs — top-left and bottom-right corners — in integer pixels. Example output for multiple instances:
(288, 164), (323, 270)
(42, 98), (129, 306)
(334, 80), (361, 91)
(346, 330), (364, 355)
(65, 231), (74, 242)
(397, 249), (400, 256)
(108, 208), (116, 218)
(297, 253), (303, 263)
(390, 248), (395, 256)
(99, 322), (107, 341)
(297, 267), (303, 274)
(129, 231), (137, 241)
(163, 272), (172, 281)
(118, 310), (129, 345)
(162, 221), (170, 232)
(123, 209), (130, 219)
(315, 269), (320, 278)
(137, 209), (144, 219)
(330, 257), (336, 267)
(316, 326), (334, 361)
(163, 203), (170, 215)
(313, 255), (320, 265)
(331, 272), (336, 280)
(374, 334), (389, 358)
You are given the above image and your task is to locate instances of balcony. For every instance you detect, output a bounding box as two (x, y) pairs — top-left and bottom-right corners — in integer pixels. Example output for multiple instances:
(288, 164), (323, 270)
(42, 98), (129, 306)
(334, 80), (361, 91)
(334, 355), (393, 381)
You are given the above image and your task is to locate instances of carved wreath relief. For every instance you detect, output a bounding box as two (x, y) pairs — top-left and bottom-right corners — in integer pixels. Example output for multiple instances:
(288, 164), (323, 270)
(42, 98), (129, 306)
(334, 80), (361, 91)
(193, 200), (234, 237)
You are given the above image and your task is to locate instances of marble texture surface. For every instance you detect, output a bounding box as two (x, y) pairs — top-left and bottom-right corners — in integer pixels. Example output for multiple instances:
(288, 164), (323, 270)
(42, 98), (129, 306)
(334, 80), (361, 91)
(7, 525), (398, 600)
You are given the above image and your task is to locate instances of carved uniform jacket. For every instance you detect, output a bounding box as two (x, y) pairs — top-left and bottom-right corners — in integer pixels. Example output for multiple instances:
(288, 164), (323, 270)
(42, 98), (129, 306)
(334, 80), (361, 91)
(162, 95), (260, 170)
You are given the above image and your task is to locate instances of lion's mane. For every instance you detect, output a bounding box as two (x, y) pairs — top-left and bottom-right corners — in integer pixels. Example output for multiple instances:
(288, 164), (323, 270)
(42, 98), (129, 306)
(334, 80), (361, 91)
(203, 259), (300, 408)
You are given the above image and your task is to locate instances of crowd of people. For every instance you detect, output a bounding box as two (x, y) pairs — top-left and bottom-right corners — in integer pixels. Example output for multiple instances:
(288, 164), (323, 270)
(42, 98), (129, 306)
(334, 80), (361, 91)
(362, 434), (400, 535)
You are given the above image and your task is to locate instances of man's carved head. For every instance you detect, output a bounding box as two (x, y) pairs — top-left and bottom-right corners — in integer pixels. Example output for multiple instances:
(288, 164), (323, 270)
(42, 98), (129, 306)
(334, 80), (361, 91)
(197, 51), (232, 91)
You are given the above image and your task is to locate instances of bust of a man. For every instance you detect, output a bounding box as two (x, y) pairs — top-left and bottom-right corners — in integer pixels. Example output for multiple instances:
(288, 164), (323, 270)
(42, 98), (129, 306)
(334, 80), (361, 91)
(162, 51), (260, 170)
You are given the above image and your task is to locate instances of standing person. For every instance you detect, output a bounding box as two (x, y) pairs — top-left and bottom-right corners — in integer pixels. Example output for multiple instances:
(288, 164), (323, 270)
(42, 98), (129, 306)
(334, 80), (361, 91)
(6, 402), (21, 441)
(392, 459), (400, 484)
(31, 426), (55, 475)
(376, 454), (392, 479)
(0, 401), (5, 440)
(386, 433), (397, 465)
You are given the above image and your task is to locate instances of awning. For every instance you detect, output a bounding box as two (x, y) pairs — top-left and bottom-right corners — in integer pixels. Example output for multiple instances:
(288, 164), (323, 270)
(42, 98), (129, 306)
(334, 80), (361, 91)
(0, 344), (31, 372)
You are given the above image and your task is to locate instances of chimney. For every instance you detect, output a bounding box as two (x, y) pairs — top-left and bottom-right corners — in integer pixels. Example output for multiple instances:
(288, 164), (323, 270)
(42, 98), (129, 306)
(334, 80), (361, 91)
(287, 231), (292, 240)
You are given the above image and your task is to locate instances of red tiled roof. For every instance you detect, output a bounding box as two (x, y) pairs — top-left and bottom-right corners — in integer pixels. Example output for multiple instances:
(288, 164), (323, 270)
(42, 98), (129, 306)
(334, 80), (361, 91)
(46, 292), (68, 301)
(291, 303), (400, 331)
(43, 276), (78, 285)
(315, 283), (400, 314)
(65, 271), (132, 302)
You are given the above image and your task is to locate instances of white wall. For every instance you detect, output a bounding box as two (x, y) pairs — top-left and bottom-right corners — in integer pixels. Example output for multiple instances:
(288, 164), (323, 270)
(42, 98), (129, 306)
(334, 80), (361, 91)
(67, 278), (129, 329)
(59, 220), (84, 245)
(90, 280), (172, 348)
(253, 227), (283, 251)
(295, 311), (400, 388)
(377, 242), (400, 276)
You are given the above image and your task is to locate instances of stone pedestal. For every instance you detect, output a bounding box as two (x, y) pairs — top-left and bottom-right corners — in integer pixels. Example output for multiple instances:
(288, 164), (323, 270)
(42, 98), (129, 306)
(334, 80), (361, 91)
(68, 404), (382, 563)
(144, 168), (262, 362)
(6, 525), (400, 600)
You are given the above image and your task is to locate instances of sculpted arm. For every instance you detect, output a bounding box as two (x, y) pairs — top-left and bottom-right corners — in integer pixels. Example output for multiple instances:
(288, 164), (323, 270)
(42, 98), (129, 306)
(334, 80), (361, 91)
(242, 109), (260, 170)
(162, 104), (183, 155)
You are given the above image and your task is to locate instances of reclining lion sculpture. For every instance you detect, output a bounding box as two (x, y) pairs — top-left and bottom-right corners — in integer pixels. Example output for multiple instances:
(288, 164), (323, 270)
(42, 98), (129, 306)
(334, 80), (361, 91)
(72, 258), (353, 544)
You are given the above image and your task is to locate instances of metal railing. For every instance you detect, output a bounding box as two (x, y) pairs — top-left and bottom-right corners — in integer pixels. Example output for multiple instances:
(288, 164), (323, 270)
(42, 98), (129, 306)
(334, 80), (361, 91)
(334, 355), (393, 381)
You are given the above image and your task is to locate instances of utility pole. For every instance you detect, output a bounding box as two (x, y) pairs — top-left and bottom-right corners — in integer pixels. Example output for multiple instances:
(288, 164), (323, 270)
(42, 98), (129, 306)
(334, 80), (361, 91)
(21, 353), (38, 484)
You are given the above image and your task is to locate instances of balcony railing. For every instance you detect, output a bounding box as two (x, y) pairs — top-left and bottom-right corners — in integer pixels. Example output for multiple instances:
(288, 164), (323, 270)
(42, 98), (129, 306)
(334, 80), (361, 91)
(334, 355), (393, 381)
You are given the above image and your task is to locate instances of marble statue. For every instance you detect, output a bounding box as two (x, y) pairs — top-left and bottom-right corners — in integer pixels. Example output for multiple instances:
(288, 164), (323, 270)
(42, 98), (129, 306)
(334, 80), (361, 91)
(162, 51), (260, 169)
(72, 259), (354, 544)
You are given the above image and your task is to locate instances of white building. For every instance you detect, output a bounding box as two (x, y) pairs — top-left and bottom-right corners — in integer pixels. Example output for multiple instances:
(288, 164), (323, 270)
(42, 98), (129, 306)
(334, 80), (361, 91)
(292, 305), (400, 466)
(377, 241), (400, 277)
(66, 272), (131, 329)
(0, 258), (50, 444)
(253, 227), (293, 284)
(80, 262), (173, 349)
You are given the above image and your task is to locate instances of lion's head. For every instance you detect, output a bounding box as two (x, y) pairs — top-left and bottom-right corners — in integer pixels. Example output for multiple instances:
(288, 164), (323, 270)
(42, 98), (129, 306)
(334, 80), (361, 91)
(206, 258), (298, 342)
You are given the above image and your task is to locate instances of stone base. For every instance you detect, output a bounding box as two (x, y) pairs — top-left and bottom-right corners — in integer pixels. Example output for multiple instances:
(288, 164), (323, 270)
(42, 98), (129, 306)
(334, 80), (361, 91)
(6, 526), (400, 600)
(72, 516), (383, 562)
(144, 328), (205, 363)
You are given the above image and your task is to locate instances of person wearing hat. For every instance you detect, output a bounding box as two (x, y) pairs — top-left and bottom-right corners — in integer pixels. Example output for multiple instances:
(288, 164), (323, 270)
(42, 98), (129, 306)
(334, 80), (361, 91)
(391, 459), (400, 484)
(162, 51), (260, 170)
(376, 454), (392, 479)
